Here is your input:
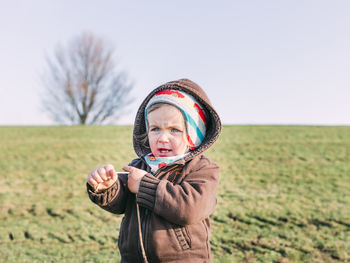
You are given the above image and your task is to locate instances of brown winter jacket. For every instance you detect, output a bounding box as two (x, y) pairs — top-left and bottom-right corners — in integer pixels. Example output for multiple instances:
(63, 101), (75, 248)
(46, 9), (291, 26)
(87, 79), (222, 262)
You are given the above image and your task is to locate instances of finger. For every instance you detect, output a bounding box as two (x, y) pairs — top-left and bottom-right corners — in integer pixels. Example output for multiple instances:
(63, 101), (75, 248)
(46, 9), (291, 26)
(108, 169), (117, 179)
(104, 164), (115, 179)
(97, 167), (108, 181)
(88, 177), (98, 188)
(104, 164), (115, 171)
(93, 171), (104, 183)
(122, 166), (133, 172)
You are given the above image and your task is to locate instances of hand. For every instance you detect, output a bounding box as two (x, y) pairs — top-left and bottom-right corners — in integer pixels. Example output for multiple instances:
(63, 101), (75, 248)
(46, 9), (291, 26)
(123, 166), (147, 194)
(87, 164), (118, 192)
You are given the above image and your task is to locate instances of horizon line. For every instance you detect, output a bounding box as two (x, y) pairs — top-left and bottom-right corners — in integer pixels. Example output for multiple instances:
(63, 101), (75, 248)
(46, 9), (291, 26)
(0, 123), (349, 127)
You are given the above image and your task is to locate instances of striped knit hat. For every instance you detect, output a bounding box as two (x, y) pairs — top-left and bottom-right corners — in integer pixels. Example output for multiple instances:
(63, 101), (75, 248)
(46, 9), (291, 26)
(145, 89), (207, 150)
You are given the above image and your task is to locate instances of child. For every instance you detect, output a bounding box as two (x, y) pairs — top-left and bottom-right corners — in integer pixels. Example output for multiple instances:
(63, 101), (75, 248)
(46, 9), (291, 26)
(87, 78), (222, 262)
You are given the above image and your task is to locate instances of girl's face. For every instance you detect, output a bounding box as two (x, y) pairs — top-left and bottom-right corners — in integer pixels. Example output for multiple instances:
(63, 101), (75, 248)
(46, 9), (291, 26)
(147, 104), (188, 157)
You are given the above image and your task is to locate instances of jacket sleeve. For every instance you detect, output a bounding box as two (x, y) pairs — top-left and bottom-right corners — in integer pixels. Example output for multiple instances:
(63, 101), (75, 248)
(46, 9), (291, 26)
(136, 156), (220, 225)
(87, 172), (129, 214)
(86, 158), (143, 214)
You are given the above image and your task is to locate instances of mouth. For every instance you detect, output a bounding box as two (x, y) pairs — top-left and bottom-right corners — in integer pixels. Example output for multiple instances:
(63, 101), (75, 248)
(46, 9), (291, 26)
(159, 148), (172, 154)
(156, 148), (174, 157)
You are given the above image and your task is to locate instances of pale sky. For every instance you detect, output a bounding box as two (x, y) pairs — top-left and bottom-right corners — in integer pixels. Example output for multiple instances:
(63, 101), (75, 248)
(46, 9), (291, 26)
(1, 0), (349, 125)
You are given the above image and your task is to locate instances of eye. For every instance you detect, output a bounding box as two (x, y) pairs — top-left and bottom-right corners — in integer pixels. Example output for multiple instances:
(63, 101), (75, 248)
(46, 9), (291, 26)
(150, 127), (159, 132)
(171, 128), (181, 133)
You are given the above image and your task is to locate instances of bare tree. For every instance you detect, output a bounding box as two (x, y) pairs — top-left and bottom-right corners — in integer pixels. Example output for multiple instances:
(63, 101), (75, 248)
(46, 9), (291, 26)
(41, 32), (133, 125)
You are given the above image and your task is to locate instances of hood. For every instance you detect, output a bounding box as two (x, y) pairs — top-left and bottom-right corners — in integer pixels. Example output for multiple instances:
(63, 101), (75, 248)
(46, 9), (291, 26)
(132, 78), (222, 161)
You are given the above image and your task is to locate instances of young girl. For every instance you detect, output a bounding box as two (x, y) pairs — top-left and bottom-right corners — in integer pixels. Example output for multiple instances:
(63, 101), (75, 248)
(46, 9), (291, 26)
(87, 78), (221, 262)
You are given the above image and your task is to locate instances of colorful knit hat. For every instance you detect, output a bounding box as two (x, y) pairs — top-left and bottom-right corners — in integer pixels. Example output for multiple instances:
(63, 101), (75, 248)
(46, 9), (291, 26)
(145, 89), (207, 150)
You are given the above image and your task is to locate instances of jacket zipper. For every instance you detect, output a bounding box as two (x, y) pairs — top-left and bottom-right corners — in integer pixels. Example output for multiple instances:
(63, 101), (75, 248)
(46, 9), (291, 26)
(139, 168), (163, 258)
(142, 209), (148, 254)
(139, 164), (181, 259)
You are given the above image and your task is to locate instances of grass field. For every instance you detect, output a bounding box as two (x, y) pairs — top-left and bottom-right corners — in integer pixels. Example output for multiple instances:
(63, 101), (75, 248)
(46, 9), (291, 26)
(0, 125), (349, 263)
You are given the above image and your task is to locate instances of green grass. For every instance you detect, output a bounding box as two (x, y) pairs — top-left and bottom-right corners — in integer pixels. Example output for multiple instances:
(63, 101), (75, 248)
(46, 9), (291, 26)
(0, 125), (349, 262)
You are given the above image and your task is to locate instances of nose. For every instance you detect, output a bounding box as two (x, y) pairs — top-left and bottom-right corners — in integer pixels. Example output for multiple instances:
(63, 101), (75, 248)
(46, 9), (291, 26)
(158, 131), (169, 143)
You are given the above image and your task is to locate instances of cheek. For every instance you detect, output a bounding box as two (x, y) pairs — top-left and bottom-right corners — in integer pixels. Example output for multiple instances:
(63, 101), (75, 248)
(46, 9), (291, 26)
(148, 134), (157, 148)
(173, 136), (188, 149)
